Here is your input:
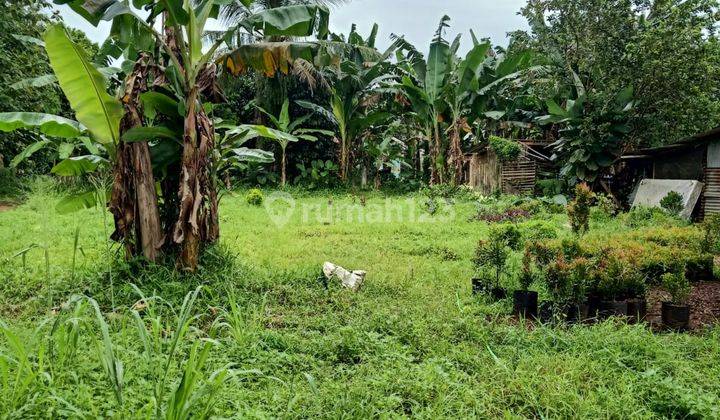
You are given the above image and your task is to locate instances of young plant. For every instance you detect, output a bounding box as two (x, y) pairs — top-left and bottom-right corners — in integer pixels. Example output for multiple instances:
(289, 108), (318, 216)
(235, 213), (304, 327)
(518, 248), (537, 291)
(245, 189), (264, 206)
(662, 265), (691, 305)
(473, 228), (512, 288)
(567, 183), (594, 235)
(701, 213), (720, 254)
(660, 191), (684, 216)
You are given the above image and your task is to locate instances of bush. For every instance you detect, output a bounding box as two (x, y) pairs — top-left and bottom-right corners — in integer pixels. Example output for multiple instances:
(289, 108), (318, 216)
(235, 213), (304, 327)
(591, 193), (617, 222)
(660, 191), (684, 216)
(520, 221), (557, 241)
(662, 265), (691, 305)
(518, 248), (537, 291)
(488, 135), (521, 163)
(701, 214), (720, 254)
(492, 224), (523, 251)
(624, 206), (681, 228)
(567, 183), (593, 235)
(0, 168), (24, 197)
(473, 229), (512, 288)
(245, 188), (264, 206)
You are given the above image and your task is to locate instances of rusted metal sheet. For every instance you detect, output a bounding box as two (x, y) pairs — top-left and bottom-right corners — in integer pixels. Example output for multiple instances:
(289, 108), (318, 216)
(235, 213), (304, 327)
(704, 167), (720, 218)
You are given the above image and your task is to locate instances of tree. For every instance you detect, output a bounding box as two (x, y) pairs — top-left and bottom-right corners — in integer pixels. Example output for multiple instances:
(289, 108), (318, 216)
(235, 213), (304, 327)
(294, 24), (396, 182)
(0, 1), (76, 173)
(519, 0), (720, 149)
(7, 0), (337, 270)
(394, 16), (455, 185)
(231, 98), (332, 186)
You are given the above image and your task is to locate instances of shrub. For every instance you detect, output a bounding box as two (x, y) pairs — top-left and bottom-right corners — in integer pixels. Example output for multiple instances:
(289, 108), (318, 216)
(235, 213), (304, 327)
(701, 214), (720, 254)
(0, 168), (24, 197)
(492, 224), (523, 251)
(567, 183), (594, 235)
(662, 265), (691, 305)
(488, 135), (521, 163)
(518, 248), (536, 291)
(527, 241), (557, 265)
(473, 207), (530, 223)
(544, 256), (574, 307)
(520, 221), (557, 241)
(245, 189), (264, 206)
(591, 193), (617, 221)
(660, 191), (684, 216)
(594, 252), (645, 301)
(473, 229), (512, 288)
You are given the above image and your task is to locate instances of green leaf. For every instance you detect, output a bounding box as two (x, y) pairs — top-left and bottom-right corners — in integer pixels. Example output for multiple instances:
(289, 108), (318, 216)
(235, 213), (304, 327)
(232, 147), (275, 163)
(58, 143), (75, 159)
(10, 140), (51, 168)
(425, 28), (450, 102)
(44, 25), (123, 148)
(54, 0), (129, 26)
(248, 5), (329, 39)
(546, 99), (566, 117)
(56, 189), (108, 214)
(296, 100), (338, 125)
(51, 156), (106, 176)
(140, 92), (180, 119)
(160, 0), (189, 25)
(0, 112), (84, 138)
(122, 126), (180, 143)
(10, 74), (58, 90)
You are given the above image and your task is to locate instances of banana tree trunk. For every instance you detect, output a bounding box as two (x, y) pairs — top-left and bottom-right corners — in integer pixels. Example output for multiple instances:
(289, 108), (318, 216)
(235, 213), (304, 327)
(173, 87), (219, 270)
(281, 147), (287, 187)
(449, 117), (464, 186)
(339, 133), (350, 182)
(110, 54), (164, 262)
(430, 122), (442, 185)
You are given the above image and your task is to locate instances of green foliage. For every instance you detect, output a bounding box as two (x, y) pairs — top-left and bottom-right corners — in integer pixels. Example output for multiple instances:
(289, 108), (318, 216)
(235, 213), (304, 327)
(660, 191), (685, 216)
(518, 248), (537, 291)
(520, 0), (720, 151)
(625, 206), (682, 228)
(662, 265), (691, 305)
(0, 1), (64, 173)
(488, 135), (522, 163)
(294, 159), (339, 189)
(567, 183), (593, 235)
(245, 188), (264, 206)
(701, 214), (720, 254)
(0, 168), (24, 197)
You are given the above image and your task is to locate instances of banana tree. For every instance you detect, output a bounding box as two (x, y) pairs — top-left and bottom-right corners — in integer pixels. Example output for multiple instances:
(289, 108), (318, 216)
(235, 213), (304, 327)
(46, 0), (336, 270)
(240, 98), (332, 186)
(393, 16), (457, 185)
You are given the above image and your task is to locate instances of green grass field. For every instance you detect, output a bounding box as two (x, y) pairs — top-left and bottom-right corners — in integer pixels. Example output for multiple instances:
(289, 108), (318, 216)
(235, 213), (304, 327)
(0, 184), (719, 418)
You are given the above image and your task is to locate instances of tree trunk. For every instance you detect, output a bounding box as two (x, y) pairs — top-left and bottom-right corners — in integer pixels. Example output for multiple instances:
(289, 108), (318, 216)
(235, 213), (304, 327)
(109, 54), (164, 262)
(448, 117), (464, 186)
(339, 134), (349, 182)
(281, 147), (287, 187)
(173, 87), (219, 271)
(429, 123), (442, 185)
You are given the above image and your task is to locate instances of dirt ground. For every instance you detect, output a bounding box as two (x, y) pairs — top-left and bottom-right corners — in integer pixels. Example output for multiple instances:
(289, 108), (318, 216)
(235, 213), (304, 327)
(647, 281), (720, 330)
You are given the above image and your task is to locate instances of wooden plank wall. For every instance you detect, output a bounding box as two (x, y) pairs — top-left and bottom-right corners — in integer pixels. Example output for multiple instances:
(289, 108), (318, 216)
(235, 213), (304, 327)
(501, 154), (537, 195)
(467, 151), (501, 195)
(466, 148), (538, 195)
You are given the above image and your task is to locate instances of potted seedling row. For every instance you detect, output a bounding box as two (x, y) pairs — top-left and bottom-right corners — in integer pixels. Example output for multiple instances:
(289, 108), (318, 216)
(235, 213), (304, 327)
(661, 266), (692, 331)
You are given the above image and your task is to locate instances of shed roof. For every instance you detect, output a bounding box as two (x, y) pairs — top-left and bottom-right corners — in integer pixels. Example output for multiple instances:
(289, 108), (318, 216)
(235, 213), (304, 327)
(622, 126), (720, 160)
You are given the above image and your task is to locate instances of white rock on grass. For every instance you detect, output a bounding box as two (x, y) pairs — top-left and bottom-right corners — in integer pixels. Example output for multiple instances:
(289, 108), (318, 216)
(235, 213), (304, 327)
(323, 262), (366, 291)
